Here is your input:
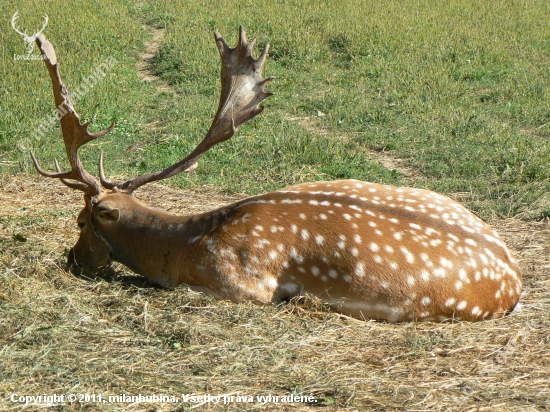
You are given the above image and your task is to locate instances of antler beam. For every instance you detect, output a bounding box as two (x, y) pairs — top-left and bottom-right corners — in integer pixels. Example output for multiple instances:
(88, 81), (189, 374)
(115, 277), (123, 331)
(32, 34), (115, 198)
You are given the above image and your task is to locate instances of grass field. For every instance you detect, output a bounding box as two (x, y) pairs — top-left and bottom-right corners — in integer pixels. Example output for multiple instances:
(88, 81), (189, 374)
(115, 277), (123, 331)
(2, 0), (550, 218)
(1, 0), (549, 410)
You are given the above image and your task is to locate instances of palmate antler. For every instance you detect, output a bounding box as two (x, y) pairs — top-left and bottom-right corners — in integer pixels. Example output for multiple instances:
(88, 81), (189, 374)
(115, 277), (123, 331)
(100, 26), (274, 193)
(33, 27), (272, 197)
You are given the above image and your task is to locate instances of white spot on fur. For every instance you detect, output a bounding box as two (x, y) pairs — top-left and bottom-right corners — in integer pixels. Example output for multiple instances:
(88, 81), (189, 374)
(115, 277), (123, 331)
(400, 247), (415, 264)
(290, 248), (303, 264)
(440, 257), (453, 269)
(266, 277), (278, 288)
(445, 298), (456, 307)
(355, 262), (365, 277)
(421, 270), (430, 281)
(281, 283), (298, 294)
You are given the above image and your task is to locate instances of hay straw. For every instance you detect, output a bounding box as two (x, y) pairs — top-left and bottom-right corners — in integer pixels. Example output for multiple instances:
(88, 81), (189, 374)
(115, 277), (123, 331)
(1, 174), (548, 411)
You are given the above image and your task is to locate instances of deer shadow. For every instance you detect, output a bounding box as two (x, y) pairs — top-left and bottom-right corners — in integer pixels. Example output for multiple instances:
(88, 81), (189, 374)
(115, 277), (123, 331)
(66, 259), (162, 290)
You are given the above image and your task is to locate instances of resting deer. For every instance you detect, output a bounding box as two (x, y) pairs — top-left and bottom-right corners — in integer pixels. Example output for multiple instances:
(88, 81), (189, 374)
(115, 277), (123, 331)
(31, 28), (521, 322)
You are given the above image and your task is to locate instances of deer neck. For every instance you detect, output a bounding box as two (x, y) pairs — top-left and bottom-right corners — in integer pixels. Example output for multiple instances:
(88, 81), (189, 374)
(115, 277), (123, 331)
(100, 203), (234, 288)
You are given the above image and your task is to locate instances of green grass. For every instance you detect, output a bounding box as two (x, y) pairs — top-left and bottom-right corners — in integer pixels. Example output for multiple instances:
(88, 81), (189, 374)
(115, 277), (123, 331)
(2, 0), (550, 218)
(0, 0), (147, 174)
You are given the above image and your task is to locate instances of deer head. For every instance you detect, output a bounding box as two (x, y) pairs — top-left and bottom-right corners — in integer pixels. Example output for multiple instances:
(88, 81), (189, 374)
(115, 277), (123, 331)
(12, 12), (48, 55)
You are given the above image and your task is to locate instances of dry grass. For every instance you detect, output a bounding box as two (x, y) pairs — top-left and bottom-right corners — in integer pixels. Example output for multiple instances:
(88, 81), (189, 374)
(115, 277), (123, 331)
(0, 174), (549, 411)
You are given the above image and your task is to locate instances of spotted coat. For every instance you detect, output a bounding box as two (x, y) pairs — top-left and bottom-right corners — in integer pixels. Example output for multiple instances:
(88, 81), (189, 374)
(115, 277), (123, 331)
(95, 179), (522, 322)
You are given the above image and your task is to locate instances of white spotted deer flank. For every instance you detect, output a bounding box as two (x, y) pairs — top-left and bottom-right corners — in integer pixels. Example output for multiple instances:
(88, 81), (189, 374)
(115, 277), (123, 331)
(30, 28), (521, 322)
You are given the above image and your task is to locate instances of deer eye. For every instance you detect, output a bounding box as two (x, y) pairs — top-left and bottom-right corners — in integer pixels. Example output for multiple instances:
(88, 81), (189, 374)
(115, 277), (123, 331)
(78, 222), (85, 229)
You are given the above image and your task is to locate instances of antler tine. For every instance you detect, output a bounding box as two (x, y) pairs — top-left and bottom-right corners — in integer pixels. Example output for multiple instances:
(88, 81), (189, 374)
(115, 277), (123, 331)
(99, 151), (116, 190)
(31, 151), (71, 179)
(105, 26), (273, 193)
(54, 158), (89, 191)
(33, 33), (115, 198)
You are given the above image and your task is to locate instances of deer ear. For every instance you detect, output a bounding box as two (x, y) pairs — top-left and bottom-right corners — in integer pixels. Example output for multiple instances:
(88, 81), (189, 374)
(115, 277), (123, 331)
(96, 208), (120, 224)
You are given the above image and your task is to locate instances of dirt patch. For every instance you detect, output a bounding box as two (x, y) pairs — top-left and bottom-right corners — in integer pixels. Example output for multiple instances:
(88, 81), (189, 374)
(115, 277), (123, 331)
(137, 25), (173, 94)
(287, 116), (426, 180)
(1, 174), (548, 410)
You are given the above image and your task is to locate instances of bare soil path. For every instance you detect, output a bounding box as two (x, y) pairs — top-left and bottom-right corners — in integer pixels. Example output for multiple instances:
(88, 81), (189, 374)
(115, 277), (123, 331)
(286, 115), (426, 180)
(137, 25), (173, 94)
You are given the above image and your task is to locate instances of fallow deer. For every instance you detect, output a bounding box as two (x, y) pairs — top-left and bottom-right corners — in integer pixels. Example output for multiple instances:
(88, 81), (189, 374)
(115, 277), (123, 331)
(31, 28), (521, 322)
